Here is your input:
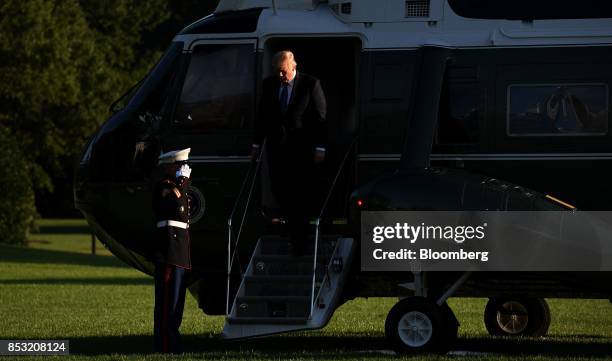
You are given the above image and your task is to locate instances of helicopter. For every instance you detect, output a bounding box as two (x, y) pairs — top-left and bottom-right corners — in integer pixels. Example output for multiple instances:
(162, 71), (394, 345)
(74, 0), (612, 353)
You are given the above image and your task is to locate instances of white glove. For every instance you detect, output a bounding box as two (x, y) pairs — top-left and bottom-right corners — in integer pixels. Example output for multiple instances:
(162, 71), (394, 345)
(176, 164), (192, 179)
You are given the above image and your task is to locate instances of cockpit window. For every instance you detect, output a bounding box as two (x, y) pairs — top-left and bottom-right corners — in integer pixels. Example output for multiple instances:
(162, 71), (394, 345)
(179, 8), (262, 34)
(85, 42), (185, 182)
(507, 84), (608, 136)
(126, 41), (184, 114)
(174, 43), (255, 131)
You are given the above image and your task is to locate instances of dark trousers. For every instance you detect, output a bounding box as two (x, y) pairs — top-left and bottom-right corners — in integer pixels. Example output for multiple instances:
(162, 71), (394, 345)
(268, 140), (319, 252)
(154, 263), (186, 353)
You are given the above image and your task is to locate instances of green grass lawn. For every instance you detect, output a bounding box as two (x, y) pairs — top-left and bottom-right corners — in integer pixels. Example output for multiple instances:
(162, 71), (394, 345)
(0, 219), (611, 360)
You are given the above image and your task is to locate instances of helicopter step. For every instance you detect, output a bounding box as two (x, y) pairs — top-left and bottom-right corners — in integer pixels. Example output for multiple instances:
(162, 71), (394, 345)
(257, 235), (338, 256)
(233, 296), (310, 319)
(251, 255), (326, 277)
(243, 275), (313, 296)
(222, 235), (354, 339)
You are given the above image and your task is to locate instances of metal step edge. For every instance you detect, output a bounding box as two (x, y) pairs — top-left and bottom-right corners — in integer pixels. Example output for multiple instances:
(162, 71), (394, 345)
(252, 258), (331, 266)
(244, 275), (312, 283)
(259, 234), (342, 240)
(236, 296), (311, 302)
(253, 255), (317, 261)
(226, 316), (309, 325)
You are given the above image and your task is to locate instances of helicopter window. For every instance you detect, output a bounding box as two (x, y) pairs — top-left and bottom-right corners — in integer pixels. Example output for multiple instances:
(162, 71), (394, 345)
(179, 8), (262, 34)
(507, 84), (608, 136)
(359, 51), (417, 154)
(87, 42), (184, 182)
(174, 44), (255, 131)
(435, 81), (481, 145)
(127, 42), (184, 114)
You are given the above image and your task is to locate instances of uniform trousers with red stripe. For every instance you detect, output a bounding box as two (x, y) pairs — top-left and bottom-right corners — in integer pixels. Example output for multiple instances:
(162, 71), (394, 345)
(154, 263), (187, 353)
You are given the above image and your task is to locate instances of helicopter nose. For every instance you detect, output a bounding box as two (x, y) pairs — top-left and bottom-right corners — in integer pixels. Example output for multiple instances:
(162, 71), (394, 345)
(74, 109), (160, 208)
(73, 114), (116, 213)
(74, 129), (102, 214)
(73, 110), (159, 273)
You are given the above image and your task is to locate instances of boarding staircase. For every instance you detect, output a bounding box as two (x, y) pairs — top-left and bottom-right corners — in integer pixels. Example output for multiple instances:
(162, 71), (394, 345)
(222, 235), (353, 338)
(222, 138), (357, 339)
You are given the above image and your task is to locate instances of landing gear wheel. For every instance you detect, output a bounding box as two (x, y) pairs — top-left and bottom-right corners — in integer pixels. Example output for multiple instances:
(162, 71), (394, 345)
(385, 297), (458, 354)
(484, 297), (551, 337)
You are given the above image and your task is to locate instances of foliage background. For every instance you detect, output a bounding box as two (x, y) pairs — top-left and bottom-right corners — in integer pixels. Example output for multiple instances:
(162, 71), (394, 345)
(0, 0), (219, 244)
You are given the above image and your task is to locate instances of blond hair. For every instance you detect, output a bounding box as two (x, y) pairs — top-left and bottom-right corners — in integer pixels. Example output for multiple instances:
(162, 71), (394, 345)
(272, 50), (297, 69)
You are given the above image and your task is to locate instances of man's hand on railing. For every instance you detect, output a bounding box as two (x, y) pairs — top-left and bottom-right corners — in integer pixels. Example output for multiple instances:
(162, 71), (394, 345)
(314, 149), (325, 164)
(250, 144), (261, 162)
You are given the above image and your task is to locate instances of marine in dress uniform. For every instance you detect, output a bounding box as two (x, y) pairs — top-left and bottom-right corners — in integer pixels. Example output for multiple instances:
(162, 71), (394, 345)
(152, 148), (192, 354)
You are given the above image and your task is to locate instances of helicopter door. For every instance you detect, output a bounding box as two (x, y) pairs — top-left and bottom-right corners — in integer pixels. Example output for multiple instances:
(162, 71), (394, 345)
(160, 39), (258, 269)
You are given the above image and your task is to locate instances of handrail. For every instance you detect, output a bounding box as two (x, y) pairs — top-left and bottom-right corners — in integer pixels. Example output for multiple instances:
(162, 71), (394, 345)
(309, 136), (358, 318)
(317, 137), (358, 221)
(226, 139), (266, 316)
(228, 140), (265, 229)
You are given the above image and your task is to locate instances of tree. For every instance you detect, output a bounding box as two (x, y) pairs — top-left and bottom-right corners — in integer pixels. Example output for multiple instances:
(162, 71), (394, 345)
(0, 0), (221, 243)
(0, 0), (94, 192)
(0, 0), (170, 241)
(0, 126), (36, 245)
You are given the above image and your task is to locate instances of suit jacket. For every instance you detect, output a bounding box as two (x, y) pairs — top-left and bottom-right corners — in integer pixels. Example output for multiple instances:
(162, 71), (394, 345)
(254, 72), (327, 153)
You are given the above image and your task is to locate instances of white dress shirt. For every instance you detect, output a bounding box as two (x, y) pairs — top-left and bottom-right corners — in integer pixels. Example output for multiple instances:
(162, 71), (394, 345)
(279, 70), (296, 107)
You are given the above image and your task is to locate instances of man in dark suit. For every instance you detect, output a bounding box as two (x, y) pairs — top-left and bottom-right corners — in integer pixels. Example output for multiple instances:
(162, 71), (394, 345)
(252, 50), (327, 256)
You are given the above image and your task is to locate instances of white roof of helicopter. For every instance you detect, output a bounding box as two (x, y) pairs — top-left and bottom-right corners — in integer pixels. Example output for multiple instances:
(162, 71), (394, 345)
(215, 0), (320, 13)
(175, 0), (612, 49)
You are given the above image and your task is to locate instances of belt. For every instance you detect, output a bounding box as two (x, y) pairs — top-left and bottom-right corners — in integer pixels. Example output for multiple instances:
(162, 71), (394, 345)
(156, 220), (189, 229)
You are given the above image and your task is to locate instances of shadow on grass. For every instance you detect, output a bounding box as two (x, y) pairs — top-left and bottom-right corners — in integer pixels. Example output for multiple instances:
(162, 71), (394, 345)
(68, 334), (388, 357)
(457, 336), (612, 356)
(26, 239), (52, 245)
(37, 224), (93, 235)
(0, 244), (128, 268)
(65, 334), (612, 358)
(0, 277), (151, 286)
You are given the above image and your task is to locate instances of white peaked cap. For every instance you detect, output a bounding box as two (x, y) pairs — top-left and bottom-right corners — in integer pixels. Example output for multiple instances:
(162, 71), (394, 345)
(158, 148), (191, 165)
